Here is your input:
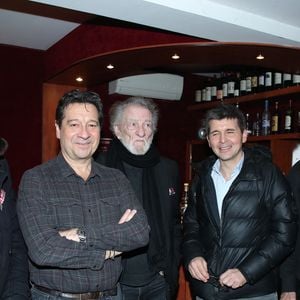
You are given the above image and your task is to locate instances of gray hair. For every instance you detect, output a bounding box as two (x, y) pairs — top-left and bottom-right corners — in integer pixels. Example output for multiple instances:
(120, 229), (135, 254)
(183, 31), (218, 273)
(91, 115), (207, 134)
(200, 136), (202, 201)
(109, 96), (159, 134)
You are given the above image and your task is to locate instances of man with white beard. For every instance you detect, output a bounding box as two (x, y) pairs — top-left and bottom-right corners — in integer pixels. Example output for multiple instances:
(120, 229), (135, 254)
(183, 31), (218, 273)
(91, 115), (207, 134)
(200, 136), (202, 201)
(95, 97), (181, 300)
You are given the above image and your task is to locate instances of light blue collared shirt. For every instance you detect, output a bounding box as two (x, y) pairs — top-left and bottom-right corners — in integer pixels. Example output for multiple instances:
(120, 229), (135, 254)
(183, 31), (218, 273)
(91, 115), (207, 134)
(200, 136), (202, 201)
(211, 153), (244, 219)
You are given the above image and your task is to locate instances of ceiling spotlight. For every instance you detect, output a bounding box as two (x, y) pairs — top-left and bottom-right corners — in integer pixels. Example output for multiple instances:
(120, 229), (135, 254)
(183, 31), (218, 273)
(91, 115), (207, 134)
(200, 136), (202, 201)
(256, 53), (264, 60)
(107, 64), (114, 69)
(76, 77), (83, 82)
(172, 53), (180, 60)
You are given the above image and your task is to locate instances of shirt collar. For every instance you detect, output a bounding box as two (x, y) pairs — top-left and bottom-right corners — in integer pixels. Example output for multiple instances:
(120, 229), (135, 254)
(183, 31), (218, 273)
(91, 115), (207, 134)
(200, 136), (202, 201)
(56, 153), (99, 179)
(212, 152), (244, 179)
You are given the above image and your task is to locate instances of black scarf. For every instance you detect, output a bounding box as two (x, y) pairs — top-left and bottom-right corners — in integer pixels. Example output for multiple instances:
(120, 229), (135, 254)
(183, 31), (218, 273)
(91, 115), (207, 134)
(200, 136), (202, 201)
(106, 138), (166, 271)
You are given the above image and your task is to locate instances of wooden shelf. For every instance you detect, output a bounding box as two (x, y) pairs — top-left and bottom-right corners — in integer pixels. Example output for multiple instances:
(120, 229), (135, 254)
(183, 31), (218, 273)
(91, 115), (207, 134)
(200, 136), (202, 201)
(187, 85), (300, 111)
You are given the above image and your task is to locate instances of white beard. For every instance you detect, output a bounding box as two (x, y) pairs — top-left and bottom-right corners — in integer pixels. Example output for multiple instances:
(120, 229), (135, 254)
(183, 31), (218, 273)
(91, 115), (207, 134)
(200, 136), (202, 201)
(122, 137), (153, 155)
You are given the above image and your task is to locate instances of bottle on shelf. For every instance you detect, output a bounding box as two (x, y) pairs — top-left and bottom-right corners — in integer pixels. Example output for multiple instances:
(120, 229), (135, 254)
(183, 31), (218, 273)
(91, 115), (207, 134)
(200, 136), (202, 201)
(246, 73), (252, 94)
(245, 113), (252, 135)
(239, 73), (247, 96)
(216, 77), (223, 101)
(271, 101), (280, 134)
(251, 72), (258, 93)
(222, 75), (228, 100)
(253, 112), (261, 136)
(195, 89), (202, 102)
(273, 72), (282, 89)
(205, 86), (212, 102)
(180, 182), (189, 223)
(292, 74), (300, 86)
(227, 73), (235, 98)
(265, 71), (273, 90)
(234, 72), (241, 97)
(284, 99), (293, 133)
(283, 73), (292, 87)
(211, 77), (217, 101)
(201, 88), (207, 102)
(261, 99), (271, 136)
(258, 72), (265, 92)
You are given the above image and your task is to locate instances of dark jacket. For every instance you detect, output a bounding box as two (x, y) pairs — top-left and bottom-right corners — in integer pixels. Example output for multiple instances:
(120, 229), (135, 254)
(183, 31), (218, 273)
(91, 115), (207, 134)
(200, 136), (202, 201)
(280, 160), (300, 293)
(183, 147), (297, 300)
(0, 159), (29, 299)
(96, 152), (181, 299)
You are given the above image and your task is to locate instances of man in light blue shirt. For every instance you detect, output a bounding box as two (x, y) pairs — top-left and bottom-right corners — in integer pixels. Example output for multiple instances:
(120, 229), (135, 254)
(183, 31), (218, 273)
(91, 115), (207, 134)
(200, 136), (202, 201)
(183, 104), (296, 300)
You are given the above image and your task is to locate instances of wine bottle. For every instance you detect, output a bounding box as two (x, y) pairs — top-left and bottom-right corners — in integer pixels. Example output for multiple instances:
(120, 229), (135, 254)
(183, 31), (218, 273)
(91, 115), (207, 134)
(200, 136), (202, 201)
(283, 73), (292, 87)
(271, 101), (280, 134)
(253, 112), (261, 136)
(222, 76), (228, 100)
(284, 99), (293, 133)
(227, 73), (235, 98)
(239, 73), (247, 96)
(251, 72), (258, 93)
(292, 74), (300, 86)
(246, 73), (252, 94)
(261, 99), (271, 136)
(258, 73), (265, 92)
(265, 72), (273, 90)
(245, 113), (252, 135)
(274, 72), (282, 89)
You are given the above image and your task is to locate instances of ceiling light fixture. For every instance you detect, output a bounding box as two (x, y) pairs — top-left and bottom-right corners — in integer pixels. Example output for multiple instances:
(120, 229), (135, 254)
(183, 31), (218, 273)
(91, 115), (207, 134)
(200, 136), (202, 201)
(172, 53), (180, 60)
(256, 53), (264, 60)
(107, 64), (114, 69)
(76, 76), (83, 82)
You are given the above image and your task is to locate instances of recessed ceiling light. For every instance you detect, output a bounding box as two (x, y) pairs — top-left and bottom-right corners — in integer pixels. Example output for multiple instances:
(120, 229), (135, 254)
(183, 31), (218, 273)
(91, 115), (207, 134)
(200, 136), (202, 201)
(256, 53), (264, 60)
(107, 64), (114, 69)
(172, 53), (180, 60)
(76, 77), (83, 82)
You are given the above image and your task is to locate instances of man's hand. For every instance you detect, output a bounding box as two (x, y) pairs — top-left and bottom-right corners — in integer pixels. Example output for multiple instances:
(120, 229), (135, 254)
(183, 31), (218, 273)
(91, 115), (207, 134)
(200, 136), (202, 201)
(59, 228), (79, 242)
(118, 209), (137, 224)
(219, 268), (247, 289)
(105, 209), (137, 260)
(188, 257), (209, 282)
(280, 292), (296, 300)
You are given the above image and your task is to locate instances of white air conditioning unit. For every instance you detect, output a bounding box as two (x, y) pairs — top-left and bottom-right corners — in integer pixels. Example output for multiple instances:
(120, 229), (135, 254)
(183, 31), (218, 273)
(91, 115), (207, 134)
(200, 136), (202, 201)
(108, 73), (184, 101)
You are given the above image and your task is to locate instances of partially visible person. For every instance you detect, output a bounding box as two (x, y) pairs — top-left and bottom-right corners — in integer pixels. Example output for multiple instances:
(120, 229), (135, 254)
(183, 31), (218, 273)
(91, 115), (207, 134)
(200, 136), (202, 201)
(95, 96), (181, 300)
(0, 137), (8, 158)
(17, 90), (149, 300)
(183, 104), (297, 300)
(280, 160), (300, 300)
(0, 137), (29, 299)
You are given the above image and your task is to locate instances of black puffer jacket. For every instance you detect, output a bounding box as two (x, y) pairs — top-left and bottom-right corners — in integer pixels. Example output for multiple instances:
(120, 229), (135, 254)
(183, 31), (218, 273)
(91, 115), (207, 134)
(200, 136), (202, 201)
(183, 146), (297, 300)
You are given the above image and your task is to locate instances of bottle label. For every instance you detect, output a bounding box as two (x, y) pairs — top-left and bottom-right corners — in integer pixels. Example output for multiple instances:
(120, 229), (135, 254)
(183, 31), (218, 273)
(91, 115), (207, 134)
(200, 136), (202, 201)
(222, 83), (228, 97)
(293, 74), (300, 84)
(274, 73), (282, 85)
(195, 90), (202, 102)
(285, 116), (292, 129)
(246, 77), (252, 92)
(259, 75), (265, 86)
(265, 72), (272, 87)
(206, 87), (212, 101)
(251, 76), (258, 88)
(283, 73), (291, 81)
(211, 86), (217, 97)
(228, 81), (235, 94)
(217, 89), (223, 100)
(240, 80), (246, 91)
(272, 116), (278, 132)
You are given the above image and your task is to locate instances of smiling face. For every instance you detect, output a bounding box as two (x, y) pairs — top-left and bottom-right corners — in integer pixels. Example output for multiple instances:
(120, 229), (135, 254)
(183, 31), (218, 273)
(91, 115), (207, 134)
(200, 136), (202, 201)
(55, 103), (100, 164)
(114, 104), (154, 155)
(207, 118), (247, 166)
